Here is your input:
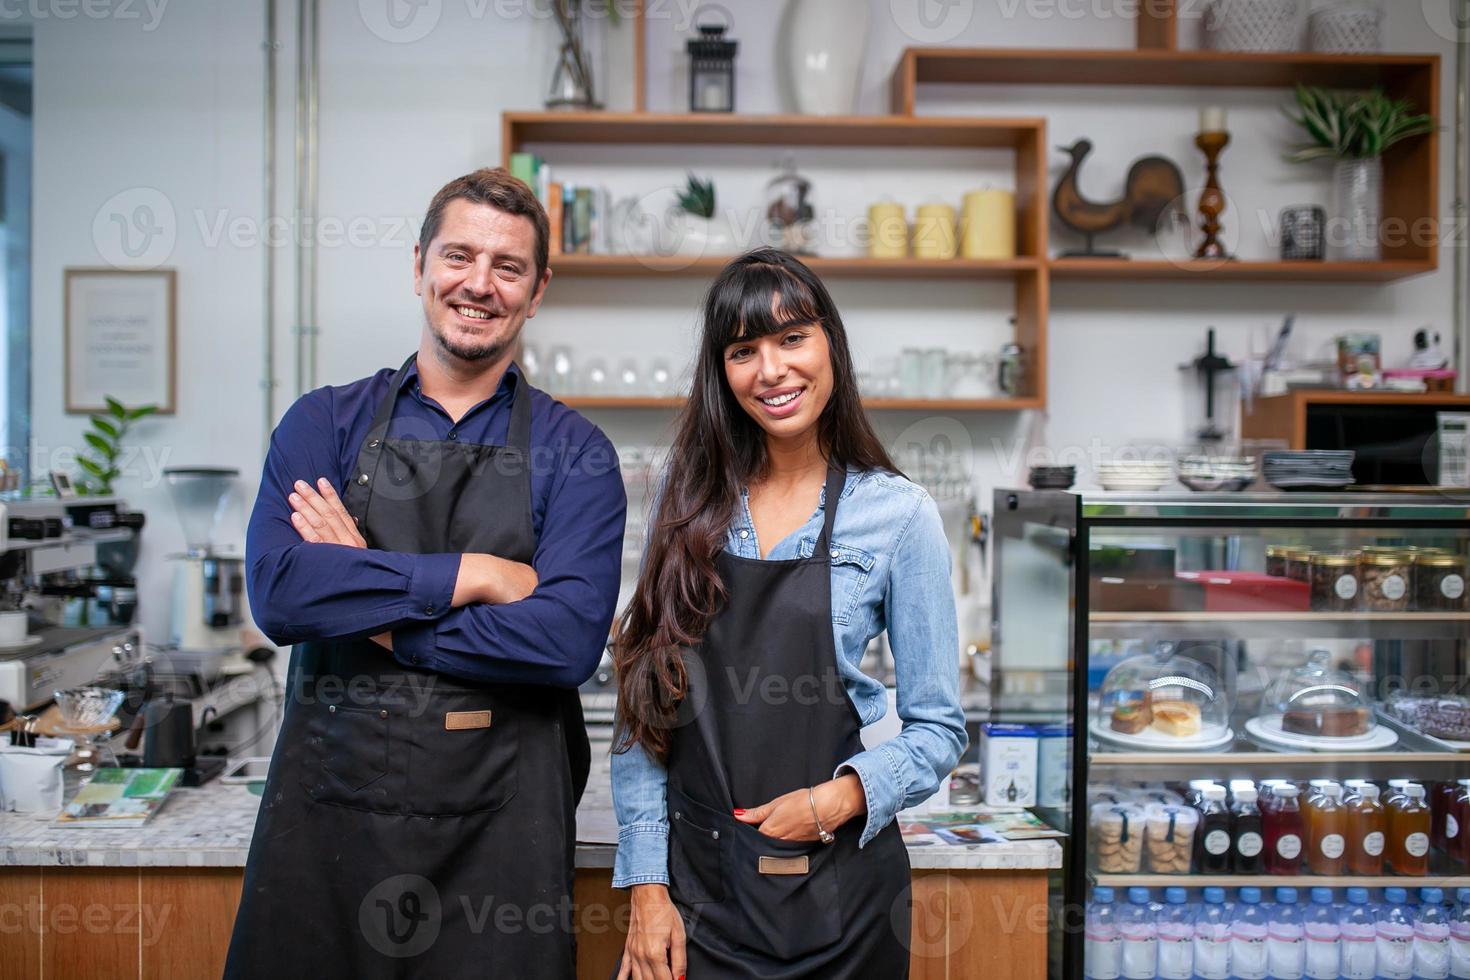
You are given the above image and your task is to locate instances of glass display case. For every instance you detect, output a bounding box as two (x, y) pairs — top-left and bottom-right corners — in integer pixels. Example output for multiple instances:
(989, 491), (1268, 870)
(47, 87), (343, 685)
(991, 490), (1470, 979)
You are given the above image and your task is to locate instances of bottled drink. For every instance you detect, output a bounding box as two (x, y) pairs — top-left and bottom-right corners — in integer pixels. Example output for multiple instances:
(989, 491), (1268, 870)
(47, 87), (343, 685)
(1265, 783), (1306, 874)
(1388, 783), (1432, 876)
(1084, 886), (1122, 980)
(1417, 887), (1452, 979)
(1118, 886), (1156, 980)
(1450, 887), (1470, 979)
(1343, 778), (1373, 803)
(1192, 886), (1231, 980)
(1230, 886), (1268, 979)
(1154, 886), (1193, 980)
(1195, 785), (1232, 874)
(1303, 886), (1341, 980)
(1347, 783), (1386, 875)
(1305, 782), (1347, 875)
(1306, 778), (1336, 807)
(1267, 886), (1306, 979)
(1339, 886), (1378, 980)
(1232, 786), (1265, 874)
(1386, 778), (1413, 807)
(1186, 779), (1219, 807)
(1456, 779), (1470, 868)
(1436, 782), (1460, 851)
(1377, 886), (1416, 979)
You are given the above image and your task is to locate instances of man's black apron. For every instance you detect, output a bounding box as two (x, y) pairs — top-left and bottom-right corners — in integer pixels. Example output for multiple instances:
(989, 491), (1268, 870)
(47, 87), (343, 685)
(226, 354), (590, 979)
(642, 465), (912, 979)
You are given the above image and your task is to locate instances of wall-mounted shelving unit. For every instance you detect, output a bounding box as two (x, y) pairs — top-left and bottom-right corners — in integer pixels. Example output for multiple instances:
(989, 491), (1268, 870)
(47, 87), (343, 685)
(504, 110), (1051, 410)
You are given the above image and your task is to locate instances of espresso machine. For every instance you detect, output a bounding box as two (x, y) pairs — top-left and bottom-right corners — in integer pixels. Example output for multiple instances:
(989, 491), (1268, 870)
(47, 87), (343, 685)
(163, 467), (272, 679)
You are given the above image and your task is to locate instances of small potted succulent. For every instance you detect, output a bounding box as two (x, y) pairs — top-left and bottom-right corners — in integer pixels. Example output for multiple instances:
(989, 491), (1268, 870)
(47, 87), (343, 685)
(1284, 85), (1436, 261)
(665, 173), (735, 257)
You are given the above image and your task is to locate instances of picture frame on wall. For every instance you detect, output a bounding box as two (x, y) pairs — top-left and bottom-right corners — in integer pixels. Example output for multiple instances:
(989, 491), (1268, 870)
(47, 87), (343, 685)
(64, 267), (177, 415)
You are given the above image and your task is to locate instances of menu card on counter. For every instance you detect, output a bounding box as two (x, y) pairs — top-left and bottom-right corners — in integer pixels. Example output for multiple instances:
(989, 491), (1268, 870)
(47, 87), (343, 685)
(900, 808), (1067, 847)
(54, 768), (182, 828)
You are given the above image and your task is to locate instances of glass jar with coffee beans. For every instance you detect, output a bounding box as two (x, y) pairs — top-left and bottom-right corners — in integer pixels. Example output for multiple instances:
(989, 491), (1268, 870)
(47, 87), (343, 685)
(1359, 550), (1413, 612)
(1284, 547), (1312, 583)
(1309, 552), (1360, 612)
(1413, 552), (1467, 612)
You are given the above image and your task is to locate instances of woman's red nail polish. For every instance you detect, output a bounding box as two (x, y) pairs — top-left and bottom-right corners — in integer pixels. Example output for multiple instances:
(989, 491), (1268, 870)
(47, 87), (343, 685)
(733, 809), (745, 815)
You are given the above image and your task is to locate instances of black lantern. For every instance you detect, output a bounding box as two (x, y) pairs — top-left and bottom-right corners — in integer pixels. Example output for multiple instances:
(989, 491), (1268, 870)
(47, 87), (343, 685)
(686, 19), (736, 113)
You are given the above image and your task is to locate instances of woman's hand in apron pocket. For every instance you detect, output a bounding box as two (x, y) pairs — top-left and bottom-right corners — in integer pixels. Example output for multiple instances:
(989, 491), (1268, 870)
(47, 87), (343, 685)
(732, 773), (867, 841)
(619, 884), (687, 980)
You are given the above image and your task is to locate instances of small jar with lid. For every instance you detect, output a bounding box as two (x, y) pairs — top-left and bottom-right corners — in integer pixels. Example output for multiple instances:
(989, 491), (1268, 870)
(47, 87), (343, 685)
(1309, 552), (1360, 612)
(1284, 547), (1312, 583)
(1360, 550), (1413, 612)
(1266, 545), (1291, 578)
(1414, 552), (1468, 612)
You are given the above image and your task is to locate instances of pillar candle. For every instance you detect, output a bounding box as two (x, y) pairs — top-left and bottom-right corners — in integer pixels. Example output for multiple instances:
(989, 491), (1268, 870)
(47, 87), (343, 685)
(866, 202), (908, 259)
(960, 189), (1017, 260)
(913, 202), (957, 260)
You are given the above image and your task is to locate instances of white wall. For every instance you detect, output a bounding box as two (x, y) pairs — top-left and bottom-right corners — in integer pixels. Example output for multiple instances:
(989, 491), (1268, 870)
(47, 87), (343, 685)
(27, 0), (1467, 644)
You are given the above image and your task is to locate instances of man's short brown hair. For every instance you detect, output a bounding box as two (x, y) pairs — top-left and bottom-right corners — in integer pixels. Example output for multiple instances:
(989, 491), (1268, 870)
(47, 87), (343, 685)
(418, 167), (550, 280)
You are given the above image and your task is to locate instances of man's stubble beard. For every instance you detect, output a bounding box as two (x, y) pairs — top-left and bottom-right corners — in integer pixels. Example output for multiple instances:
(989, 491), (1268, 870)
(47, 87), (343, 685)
(427, 313), (521, 365)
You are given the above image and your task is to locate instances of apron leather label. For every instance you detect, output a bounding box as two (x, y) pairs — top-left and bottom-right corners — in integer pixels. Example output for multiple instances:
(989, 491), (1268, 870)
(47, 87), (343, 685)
(758, 855), (810, 875)
(444, 710), (493, 731)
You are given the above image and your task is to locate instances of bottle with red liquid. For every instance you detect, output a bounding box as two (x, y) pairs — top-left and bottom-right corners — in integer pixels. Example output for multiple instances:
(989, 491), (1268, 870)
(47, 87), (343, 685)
(1387, 783), (1431, 876)
(1266, 783), (1306, 875)
(1347, 783), (1386, 876)
(1433, 781), (1459, 851)
(1456, 779), (1470, 869)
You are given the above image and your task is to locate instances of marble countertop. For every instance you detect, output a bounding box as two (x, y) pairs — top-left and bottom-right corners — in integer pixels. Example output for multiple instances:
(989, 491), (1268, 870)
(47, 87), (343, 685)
(0, 754), (1062, 872)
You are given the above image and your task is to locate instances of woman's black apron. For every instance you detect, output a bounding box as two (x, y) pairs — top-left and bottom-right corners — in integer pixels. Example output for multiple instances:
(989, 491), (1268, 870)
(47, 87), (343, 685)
(225, 354), (590, 980)
(648, 465), (912, 979)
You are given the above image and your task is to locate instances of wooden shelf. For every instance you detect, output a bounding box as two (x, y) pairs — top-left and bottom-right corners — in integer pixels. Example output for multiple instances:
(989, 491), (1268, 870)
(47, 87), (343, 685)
(1089, 611), (1470, 641)
(1048, 257), (1436, 283)
(559, 396), (1042, 412)
(548, 253), (1042, 279)
(1096, 874), (1470, 889)
(891, 47), (1440, 107)
(1089, 750), (1469, 766)
(1090, 611), (1470, 623)
(1243, 390), (1470, 450)
(505, 111), (1042, 150)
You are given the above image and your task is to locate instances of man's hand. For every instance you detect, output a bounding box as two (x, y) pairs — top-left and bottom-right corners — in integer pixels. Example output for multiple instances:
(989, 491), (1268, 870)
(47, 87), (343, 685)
(453, 553), (539, 606)
(288, 479), (366, 548)
(618, 884), (686, 980)
(732, 774), (867, 842)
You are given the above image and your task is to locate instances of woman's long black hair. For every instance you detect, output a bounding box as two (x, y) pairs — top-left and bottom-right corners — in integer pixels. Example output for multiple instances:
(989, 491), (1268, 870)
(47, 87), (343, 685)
(612, 247), (898, 759)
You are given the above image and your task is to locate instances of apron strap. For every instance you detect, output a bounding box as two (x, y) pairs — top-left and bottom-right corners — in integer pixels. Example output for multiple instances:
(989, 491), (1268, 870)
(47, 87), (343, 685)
(815, 464), (846, 555)
(503, 364), (532, 456)
(342, 354), (417, 525)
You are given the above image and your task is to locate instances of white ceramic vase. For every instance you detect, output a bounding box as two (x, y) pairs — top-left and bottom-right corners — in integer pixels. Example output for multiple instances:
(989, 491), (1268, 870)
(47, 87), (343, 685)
(783, 0), (870, 115)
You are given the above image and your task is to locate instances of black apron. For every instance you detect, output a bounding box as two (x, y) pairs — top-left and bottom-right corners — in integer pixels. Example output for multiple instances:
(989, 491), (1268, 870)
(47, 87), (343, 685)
(638, 465), (912, 979)
(226, 354), (590, 980)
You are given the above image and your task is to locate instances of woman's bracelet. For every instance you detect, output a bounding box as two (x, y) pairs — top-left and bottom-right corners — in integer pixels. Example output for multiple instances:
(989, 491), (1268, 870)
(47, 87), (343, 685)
(809, 786), (836, 844)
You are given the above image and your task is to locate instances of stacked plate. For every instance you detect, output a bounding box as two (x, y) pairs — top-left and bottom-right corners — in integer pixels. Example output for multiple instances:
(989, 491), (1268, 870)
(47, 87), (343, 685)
(1029, 465), (1076, 490)
(1097, 460), (1173, 492)
(1178, 455), (1257, 492)
(1263, 450), (1355, 491)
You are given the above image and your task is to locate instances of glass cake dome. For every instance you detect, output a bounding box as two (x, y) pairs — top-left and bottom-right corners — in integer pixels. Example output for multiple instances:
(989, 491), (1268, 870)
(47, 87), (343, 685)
(1260, 648), (1374, 738)
(1096, 644), (1231, 743)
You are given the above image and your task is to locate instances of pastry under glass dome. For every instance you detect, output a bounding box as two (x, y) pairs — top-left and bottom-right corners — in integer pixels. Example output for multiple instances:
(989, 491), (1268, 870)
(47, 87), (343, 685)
(1259, 648), (1374, 738)
(1095, 645), (1232, 745)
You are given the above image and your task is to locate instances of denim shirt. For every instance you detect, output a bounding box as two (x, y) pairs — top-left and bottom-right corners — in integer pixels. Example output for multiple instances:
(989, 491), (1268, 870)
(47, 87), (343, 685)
(610, 466), (968, 889)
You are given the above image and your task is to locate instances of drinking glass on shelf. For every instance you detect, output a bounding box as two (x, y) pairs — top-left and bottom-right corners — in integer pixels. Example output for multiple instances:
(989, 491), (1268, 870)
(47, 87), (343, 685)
(922, 347), (948, 399)
(647, 359), (674, 397)
(581, 359), (609, 396)
(872, 356), (902, 397)
(519, 343), (542, 387)
(899, 348), (925, 399)
(617, 359), (641, 396)
(547, 345), (574, 396)
(946, 353), (997, 399)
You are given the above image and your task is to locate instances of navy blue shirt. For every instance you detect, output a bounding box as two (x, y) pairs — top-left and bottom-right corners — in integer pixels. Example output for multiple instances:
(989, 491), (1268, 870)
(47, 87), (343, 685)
(245, 359), (626, 689)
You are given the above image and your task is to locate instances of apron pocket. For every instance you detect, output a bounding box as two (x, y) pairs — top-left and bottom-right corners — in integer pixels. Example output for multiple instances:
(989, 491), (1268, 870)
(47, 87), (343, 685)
(406, 691), (519, 815)
(721, 820), (842, 960)
(302, 702), (396, 810)
(668, 803), (725, 905)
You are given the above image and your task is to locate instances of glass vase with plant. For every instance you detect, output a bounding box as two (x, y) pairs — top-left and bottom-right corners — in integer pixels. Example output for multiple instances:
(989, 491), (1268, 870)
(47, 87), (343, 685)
(1284, 85), (1436, 261)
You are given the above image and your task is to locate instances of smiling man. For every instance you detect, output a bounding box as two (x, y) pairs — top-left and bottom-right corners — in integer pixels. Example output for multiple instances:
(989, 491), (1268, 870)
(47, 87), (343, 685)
(224, 169), (626, 979)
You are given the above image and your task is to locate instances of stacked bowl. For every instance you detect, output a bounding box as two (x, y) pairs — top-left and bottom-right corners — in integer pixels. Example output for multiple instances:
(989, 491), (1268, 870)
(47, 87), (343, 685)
(1097, 460), (1173, 492)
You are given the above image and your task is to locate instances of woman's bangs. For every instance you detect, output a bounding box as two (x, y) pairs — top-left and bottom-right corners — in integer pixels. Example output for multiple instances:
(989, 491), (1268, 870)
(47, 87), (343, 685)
(708, 261), (825, 350)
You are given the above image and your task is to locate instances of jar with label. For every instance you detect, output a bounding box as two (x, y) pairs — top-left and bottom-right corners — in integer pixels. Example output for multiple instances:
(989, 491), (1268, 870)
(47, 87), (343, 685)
(1414, 552), (1468, 612)
(1360, 550), (1413, 612)
(1193, 786), (1232, 874)
(1144, 802), (1199, 875)
(1265, 545), (1290, 578)
(1092, 802), (1146, 874)
(1309, 552), (1360, 612)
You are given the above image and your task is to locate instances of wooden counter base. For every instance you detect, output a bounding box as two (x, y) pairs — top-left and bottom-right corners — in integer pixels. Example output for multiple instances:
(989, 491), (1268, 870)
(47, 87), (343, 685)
(0, 866), (1049, 979)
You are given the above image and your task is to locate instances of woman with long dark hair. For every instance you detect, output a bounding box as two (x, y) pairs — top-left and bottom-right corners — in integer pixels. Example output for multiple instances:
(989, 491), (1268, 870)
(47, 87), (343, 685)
(610, 248), (967, 979)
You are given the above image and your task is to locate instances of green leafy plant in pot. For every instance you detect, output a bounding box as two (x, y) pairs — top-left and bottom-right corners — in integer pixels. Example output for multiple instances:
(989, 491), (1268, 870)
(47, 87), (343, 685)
(1284, 85), (1436, 262)
(77, 397), (157, 495)
(666, 172), (733, 258)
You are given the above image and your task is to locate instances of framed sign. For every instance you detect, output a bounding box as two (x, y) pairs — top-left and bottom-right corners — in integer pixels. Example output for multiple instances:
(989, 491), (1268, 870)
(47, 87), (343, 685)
(64, 268), (177, 414)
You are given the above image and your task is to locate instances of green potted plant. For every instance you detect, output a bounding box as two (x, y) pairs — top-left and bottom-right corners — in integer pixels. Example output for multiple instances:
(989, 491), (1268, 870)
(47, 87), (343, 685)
(666, 172), (734, 258)
(77, 397), (156, 495)
(1284, 85), (1436, 261)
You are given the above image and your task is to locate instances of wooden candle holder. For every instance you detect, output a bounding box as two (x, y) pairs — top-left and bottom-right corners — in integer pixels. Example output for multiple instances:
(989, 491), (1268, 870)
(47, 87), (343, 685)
(1194, 130), (1233, 260)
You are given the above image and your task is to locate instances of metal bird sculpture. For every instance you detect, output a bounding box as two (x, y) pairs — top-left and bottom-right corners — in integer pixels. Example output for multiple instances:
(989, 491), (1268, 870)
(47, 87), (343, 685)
(1052, 139), (1188, 257)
